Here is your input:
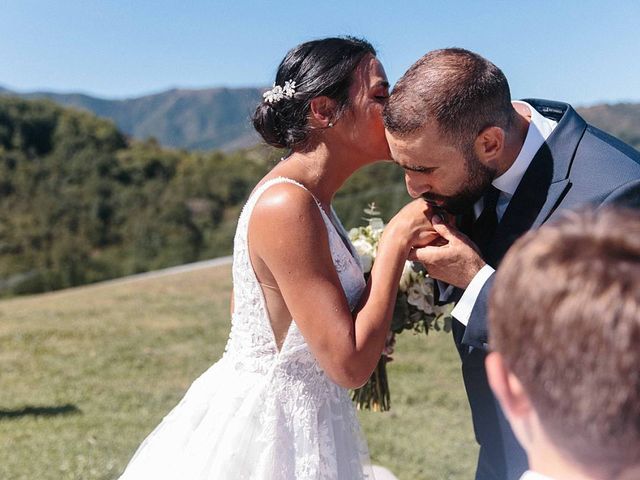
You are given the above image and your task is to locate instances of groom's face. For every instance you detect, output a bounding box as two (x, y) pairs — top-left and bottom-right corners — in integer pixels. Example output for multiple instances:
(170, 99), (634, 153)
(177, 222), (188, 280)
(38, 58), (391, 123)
(386, 120), (495, 214)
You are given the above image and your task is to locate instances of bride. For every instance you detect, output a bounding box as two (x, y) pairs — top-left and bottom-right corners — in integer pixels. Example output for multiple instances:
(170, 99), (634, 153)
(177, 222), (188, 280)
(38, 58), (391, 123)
(119, 37), (436, 480)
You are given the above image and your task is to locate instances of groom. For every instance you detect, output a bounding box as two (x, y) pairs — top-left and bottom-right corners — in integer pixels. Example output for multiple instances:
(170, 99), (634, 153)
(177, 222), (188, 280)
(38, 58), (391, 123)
(383, 48), (640, 480)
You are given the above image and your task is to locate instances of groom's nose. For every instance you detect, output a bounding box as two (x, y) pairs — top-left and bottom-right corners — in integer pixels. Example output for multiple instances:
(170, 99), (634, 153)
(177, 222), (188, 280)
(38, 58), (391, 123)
(405, 173), (430, 198)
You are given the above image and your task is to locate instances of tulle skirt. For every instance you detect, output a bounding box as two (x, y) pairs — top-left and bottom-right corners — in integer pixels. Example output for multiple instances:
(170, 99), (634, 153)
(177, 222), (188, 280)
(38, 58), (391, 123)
(118, 356), (375, 479)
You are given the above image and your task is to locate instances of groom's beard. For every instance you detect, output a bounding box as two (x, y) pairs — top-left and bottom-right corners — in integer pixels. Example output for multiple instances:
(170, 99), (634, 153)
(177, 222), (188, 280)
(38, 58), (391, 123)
(422, 152), (496, 215)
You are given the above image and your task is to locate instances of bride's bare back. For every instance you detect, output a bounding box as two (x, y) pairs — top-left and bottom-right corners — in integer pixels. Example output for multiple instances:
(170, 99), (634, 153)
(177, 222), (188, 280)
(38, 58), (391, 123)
(247, 178), (348, 353)
(245, 175), (437, 388)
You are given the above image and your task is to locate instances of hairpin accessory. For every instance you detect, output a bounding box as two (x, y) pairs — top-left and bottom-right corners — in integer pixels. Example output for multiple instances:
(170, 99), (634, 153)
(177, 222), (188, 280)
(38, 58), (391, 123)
(263, 80), (297, 104)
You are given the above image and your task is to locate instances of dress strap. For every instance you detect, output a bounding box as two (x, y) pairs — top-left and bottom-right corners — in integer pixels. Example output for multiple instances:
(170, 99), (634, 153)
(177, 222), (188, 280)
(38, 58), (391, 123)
(252, 177), (311, 198)
(243, 176), (328, 221)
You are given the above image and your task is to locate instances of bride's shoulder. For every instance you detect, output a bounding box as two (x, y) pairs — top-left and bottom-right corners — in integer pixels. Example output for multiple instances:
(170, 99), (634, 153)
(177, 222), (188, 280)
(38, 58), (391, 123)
(252, 181), (320, 219)
(249, 181), (327, 244)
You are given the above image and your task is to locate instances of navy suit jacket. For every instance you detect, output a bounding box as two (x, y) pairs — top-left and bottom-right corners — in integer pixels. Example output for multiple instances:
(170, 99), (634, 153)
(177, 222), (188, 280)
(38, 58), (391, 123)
(454, 99), (640, 480)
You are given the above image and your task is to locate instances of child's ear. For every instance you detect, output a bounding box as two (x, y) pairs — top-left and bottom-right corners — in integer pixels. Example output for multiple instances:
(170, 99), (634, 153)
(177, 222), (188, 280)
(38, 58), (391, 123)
(486, 352), (532, 419)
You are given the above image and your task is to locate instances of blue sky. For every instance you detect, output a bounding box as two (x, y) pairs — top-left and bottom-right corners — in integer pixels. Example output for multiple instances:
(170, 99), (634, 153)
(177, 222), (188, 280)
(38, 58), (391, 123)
(2, 0), (639, 106)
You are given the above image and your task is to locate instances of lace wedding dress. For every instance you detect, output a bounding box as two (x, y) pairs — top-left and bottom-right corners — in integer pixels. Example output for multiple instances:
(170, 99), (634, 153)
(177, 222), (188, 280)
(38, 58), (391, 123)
(119, 177), (376, 479)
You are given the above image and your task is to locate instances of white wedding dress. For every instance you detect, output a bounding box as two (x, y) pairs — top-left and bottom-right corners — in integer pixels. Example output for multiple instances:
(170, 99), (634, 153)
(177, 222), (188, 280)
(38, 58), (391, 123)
(119, 177), (376, 479)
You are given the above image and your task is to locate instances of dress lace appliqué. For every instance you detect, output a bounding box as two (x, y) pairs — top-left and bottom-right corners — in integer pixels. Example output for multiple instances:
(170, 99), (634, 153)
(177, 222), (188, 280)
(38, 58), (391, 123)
(119, 177), (374, 480)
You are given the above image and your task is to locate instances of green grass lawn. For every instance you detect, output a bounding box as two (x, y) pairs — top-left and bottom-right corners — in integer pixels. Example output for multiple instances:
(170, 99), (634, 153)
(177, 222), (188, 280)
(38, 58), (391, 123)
(0, 264), (477, 479)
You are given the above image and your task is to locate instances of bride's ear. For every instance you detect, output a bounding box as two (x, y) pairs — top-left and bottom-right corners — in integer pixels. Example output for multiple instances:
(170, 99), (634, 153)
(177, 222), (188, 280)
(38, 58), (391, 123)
(309, 96), (337, 129)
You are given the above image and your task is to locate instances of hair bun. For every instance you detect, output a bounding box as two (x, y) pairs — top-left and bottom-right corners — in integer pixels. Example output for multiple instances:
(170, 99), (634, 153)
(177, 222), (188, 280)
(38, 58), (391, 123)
(252, 102), (288, 149)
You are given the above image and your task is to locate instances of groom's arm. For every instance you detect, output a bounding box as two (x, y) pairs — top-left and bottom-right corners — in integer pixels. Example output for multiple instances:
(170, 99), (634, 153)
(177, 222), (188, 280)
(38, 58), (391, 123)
(450, 266), (495, 349)
(450, 179), (640, 348)
(410, 216), (495, 349)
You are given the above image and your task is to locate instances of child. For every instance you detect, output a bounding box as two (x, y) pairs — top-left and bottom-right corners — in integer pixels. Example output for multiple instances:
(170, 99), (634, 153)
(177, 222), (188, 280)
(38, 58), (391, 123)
(486, 208), (640, 480)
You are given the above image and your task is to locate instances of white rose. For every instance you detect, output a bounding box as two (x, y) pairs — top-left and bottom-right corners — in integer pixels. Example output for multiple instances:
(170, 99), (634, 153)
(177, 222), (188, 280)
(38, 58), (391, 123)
(351, 238), (374, 257)
(351, 238), (375, 274)
(406, 276), (435, 314)
(359, 253), (373, 274)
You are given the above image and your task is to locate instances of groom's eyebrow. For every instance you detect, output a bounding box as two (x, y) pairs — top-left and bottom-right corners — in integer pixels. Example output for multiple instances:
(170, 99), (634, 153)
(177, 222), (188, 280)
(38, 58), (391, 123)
(395, 161), (436, 173)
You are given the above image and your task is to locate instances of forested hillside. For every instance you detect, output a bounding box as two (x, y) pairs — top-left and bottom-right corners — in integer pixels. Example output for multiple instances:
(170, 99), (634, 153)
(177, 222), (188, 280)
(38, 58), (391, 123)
(2, 95), (637, 295)
(0, 97), (407, 295)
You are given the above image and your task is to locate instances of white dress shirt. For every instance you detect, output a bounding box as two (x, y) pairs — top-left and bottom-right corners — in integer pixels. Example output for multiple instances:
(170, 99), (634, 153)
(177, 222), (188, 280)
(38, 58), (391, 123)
(520, 471), (556, 480)
(449, 101), (558, 326)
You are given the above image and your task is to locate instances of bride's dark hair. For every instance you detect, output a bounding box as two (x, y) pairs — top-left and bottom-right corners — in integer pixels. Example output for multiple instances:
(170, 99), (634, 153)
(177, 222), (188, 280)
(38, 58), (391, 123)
(252, 37), (376, 151)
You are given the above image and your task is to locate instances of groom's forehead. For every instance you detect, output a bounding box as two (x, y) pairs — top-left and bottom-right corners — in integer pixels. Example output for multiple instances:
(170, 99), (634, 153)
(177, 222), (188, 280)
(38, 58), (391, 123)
(387, 126), (452, 154)
(387, 141), (436, 170)
(387, 131), (461, 170)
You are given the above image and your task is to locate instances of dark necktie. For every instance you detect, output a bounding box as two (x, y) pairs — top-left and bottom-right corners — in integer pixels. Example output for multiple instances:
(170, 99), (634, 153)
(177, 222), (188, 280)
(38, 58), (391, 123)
(471, 185), (500, 254)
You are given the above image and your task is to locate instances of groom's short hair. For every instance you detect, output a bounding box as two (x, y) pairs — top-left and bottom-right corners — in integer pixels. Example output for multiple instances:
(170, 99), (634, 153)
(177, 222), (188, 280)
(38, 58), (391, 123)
(383, 48), (514, 152)
(489, 208), (640, 472)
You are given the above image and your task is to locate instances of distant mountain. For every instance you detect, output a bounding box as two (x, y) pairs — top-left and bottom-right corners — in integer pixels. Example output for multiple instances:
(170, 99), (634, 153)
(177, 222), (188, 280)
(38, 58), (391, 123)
(2, 84), (639, 153)
(1, 86), (265, 151)
(576, 103), (640, 151)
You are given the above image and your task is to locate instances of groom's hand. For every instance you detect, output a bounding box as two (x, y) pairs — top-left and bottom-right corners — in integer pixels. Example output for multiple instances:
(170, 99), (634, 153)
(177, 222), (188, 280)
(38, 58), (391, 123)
(408, 214), (486, 289)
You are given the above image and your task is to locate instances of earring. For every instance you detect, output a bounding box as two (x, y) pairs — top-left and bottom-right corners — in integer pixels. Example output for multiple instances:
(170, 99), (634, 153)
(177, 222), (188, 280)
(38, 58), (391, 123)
(328, 122), (334, 128)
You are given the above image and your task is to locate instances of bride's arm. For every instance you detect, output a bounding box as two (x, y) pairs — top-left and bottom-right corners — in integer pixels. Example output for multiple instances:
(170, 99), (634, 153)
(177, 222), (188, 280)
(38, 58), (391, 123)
(249, 184), (433, 388)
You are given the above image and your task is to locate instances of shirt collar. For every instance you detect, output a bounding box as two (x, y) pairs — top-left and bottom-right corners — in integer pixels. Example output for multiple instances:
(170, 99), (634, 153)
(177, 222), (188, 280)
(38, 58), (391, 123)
(519, 470), (557, 480)
(492, 101), (557, 196)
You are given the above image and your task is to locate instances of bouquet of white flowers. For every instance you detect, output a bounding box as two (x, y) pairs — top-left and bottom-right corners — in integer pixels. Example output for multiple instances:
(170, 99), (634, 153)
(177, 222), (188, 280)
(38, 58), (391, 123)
(348, 203), (454, 411)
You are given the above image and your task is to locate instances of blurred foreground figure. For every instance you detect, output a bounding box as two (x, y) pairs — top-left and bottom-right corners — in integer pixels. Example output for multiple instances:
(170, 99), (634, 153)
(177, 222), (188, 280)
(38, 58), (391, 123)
(486, 208), (640, 480)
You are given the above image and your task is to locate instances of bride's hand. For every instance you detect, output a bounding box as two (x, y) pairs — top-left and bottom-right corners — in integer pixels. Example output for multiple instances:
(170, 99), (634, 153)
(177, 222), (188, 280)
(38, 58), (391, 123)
(382, 199), (441, 254)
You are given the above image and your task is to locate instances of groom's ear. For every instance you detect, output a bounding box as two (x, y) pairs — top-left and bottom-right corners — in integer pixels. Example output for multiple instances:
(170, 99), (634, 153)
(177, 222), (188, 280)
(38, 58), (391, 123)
(309, 96), (338, 128)
(473, 126), (505, 165)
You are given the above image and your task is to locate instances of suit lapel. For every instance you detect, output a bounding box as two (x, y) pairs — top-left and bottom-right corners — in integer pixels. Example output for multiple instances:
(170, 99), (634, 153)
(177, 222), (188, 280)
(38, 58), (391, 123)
(484, 100), (587, 266)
